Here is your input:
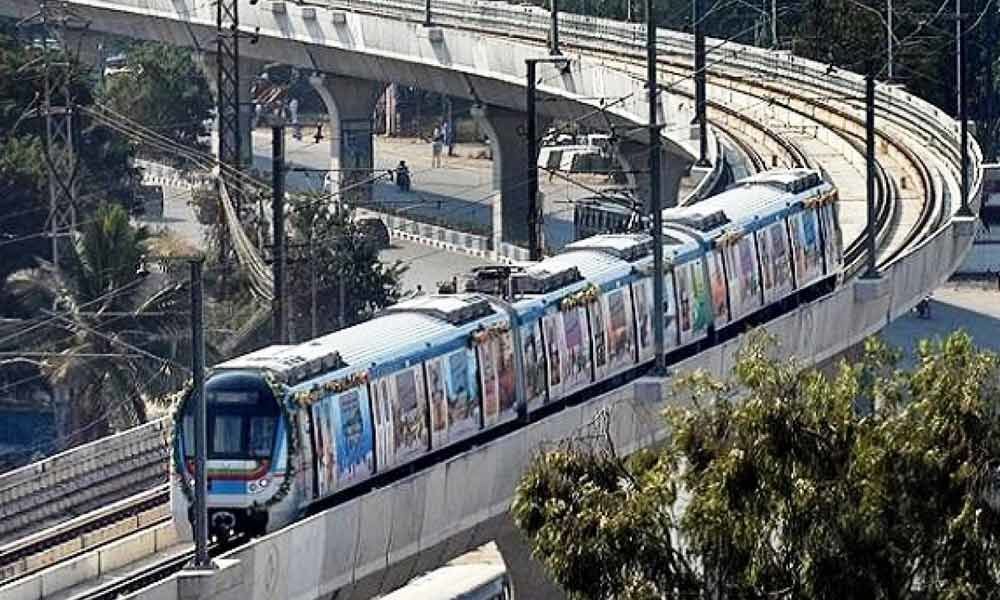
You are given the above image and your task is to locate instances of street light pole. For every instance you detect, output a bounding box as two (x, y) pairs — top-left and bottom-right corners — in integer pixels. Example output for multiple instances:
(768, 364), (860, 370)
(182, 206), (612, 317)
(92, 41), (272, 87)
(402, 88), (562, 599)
(526, 60), (540, 261)
(272, 121), (288, 343)
(956, 0), (973, 217)
(693, 0), (709, 167)
(648, 0), (665, 374)
(863, 72), (880, 279)
(189, 257), (210, 569)
(550, 0), (561, 55)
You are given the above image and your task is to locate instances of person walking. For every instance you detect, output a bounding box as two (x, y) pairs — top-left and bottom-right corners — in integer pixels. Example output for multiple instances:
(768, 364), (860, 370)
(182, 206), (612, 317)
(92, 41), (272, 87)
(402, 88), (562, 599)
(442, 120), (455, 157)
(431, 125), (444, 168)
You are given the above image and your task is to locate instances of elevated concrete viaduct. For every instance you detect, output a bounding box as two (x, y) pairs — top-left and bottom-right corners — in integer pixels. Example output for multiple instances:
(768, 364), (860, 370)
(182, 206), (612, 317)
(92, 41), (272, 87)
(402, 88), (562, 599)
(6, 0), (698, 244)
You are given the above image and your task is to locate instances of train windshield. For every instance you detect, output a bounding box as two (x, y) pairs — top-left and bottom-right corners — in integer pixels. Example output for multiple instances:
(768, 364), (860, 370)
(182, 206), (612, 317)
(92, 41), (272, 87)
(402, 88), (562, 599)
(181, 371), (281, 461)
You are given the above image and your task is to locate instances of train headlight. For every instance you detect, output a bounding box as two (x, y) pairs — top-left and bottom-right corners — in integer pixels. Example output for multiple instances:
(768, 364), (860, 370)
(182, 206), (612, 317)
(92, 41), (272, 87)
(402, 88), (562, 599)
(248, 477), (270, 495)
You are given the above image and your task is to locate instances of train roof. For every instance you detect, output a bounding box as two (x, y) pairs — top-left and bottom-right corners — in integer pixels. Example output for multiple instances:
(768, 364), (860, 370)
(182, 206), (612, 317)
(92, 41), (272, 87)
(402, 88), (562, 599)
(213, 294), (501, 383)
(663, 168), (829, 236)
(378, 563), (507, 600)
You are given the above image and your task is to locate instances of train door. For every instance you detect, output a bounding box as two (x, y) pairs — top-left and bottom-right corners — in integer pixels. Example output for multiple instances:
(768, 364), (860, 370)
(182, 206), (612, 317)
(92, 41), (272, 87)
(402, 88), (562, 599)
(787, 208), (824, 289)
(705, 248), (731, 329)
(520, 320), (549, 413)
(723, 235), (763, 320)
(757, 221), (795, 304)
(476, 327), (519, 428)
(674, 257), (711, 346)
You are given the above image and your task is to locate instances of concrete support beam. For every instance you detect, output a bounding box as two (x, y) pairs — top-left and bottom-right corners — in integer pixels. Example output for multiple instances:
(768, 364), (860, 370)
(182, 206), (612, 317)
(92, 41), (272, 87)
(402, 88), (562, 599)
(471, 104), (550, 251)
(617, 139), (689, 212)
(309, 73), (386, 207)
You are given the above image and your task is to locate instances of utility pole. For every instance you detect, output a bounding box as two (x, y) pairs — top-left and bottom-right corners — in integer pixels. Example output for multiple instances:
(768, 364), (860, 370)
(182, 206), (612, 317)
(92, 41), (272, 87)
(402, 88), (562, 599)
(26, 1), (81, 267)
(424, 0), (432, 26)
(215, 0), (245, 282)
(550, 0), (561, 55)
(272, 121), (288, 344)
(648, 0), (666, 374)
(526, 61), (541, 261)
(956, 0), (973, 216)
(693, 0), (709, 166)
(863, 72), (880, 279)
(189, 257), (210, 569)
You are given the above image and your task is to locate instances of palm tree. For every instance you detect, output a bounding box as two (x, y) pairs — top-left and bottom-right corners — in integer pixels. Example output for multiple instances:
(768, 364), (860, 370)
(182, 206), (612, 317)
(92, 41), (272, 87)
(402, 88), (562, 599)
(4, 203), (191, 448)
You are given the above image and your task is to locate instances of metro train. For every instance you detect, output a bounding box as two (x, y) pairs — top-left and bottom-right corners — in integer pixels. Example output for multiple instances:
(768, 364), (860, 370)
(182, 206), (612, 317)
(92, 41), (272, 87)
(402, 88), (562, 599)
(170, 169), (842, 539)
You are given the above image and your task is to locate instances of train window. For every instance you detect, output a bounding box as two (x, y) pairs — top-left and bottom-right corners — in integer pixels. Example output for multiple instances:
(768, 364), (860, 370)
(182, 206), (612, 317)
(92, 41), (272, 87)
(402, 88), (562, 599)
(213, 415), (243, 455)
(249, 416), (277, 457)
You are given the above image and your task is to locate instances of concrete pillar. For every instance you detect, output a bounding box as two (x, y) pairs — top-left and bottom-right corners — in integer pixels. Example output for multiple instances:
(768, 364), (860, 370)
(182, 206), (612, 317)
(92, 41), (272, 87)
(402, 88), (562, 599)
(193, 52), (264, 167)
(383, 83), (399, 137)
(617, 139), (689, 212)
(471, 104), (551, 251)
(309, 74), (386, 207)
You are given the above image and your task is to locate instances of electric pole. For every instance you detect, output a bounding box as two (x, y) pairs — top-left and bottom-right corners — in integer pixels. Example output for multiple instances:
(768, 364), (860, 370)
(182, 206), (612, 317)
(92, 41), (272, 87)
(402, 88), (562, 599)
(956, 0), (973, 216)
(863, 71), (880, 279)
(189, 257), (209, 569)
(25, 1), (82, 267)
(693, 0), (709, 166)
(550, 0), (561, 55)
(649, 0), (666, 374)
(215, 0), (245, 283)
(527, 61), (540, 260)
(272, 120), (288, 344)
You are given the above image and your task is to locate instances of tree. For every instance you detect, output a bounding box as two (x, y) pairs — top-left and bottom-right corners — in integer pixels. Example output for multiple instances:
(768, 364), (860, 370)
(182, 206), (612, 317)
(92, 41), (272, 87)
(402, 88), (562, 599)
(101, 42), (213, 163)
(512, 332), (1000, 599)
(0, 24), (137, 284)
(4, 203), (192, 447)
(286, 195), (405, 340)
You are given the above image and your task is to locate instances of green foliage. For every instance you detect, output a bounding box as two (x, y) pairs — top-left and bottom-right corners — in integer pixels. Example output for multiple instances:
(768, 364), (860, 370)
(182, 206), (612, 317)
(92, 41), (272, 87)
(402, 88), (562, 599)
(285, 194), (405, 338)
(513, 332), (1000, 599)
(0, 27), (137, 285)
(4, 204), (195, 447)
(101, 42), (213, 164)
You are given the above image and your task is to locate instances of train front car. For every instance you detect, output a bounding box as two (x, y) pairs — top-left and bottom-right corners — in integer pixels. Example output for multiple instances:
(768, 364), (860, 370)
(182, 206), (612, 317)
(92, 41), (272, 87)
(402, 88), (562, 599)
(170, 369), (295, 541)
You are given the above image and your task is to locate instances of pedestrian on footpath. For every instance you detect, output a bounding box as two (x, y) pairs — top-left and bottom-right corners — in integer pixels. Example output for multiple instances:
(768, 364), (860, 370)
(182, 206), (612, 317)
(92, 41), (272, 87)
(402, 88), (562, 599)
(431, 125), (444, 168)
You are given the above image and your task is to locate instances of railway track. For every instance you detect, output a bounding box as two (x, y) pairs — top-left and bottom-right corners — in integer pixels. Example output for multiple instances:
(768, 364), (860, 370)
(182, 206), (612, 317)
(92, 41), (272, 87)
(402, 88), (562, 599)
(325, 0), (941, 274)
(0, 485), (170, 584)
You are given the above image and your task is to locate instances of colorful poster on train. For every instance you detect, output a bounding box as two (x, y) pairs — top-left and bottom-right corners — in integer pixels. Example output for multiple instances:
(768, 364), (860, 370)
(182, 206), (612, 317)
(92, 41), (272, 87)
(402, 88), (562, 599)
(706, 249), (729, 326)
(496, 331), (517, 420)
(392, 367), (428, 463)
(332, 387), (374, 485)
(542, 312), (564, 400)
(790, 211), (823, 285)
(819, 204), (840, 273)
(663, 272), (678, 349)
(633, 279), (655, 363)
(425, 356), (448, 448)
(561, 306), (592, 393)
(444, 348), (480, 442)
(310, 396), (337, 497)
(606, 288), (635, 372)
(676, 259), (710, 344)
(478, 338), (500, 427)
(370, 375), (394, 472)
(728, 236), (761, 319)
(591, 294), (610, 381)
(760, 222), (792, 302)
(521, 322), (547, 412)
